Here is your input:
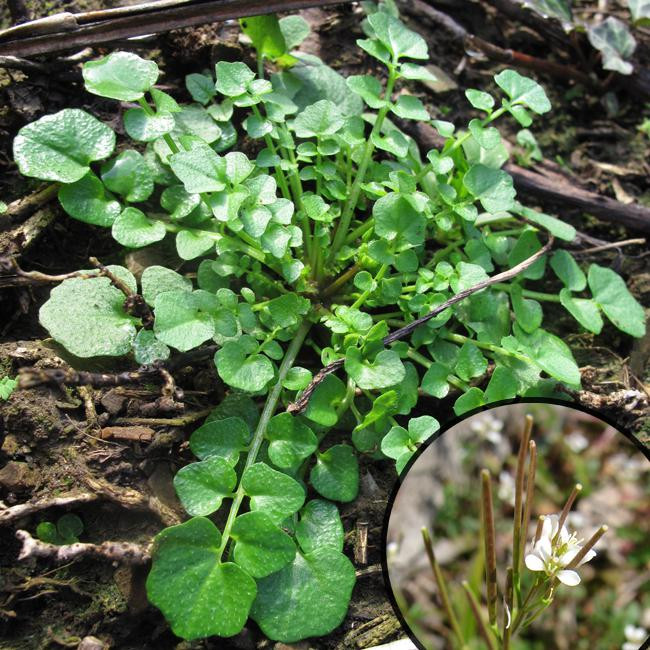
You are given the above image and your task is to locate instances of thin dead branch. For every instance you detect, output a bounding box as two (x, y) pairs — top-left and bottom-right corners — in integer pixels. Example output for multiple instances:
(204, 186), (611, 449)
(16, 530), (151, 564)
(288, 238), (553, 414)
(0, 494), (98, 526)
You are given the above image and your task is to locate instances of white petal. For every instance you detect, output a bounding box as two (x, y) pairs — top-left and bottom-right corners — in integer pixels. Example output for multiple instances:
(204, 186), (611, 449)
(559, 547), (580, 566)
(538, 536), (553, 562)
(525, 554), (545, 572)
(557, 569), (580, 586)
(541, 515), (554, 539)
(577, 549), (597, 566)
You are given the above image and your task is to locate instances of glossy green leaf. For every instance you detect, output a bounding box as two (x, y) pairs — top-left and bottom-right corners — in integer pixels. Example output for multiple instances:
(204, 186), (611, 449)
(465, 89), (495, 111)
(421, 362), (450, 398)
(215, 340), (274, 392)
(132, 329), (170, 365)
(587, 264), (646, 337)
(391, 95), (429, 120)
(559, 289), (603, 334)
(14, 109), (115, 183)
(173, 456), (237, 516)
(231, 511), (296, 578)
(239, 14), (288, 60)
(266, 412), (318, 470)
(83, 51), (159, 101)
(39, 267), (137, 357)
(309, 444), (359, 503)
(153, 290), (216, 352)
(367, 11), (428, 60)
(346, 75), (385, 109)
(494, 69), (551, 114)
(215, 61), (256, 97)
(175, 229), (215, 260)
(373, 192), (426, 246)
(186, 73), (216, 105)
(484, 365), (519, 402)
(250, 547), (356, 642)
(295, 500), (344, 554)
(147, 517), (256, 639)
(124, 108), (175, 142)
(510, 284), (543, 333)
(293, 99), (344, 137)
(303, 374), (347, 427)
(141, 265), (191, 305)
(463, 164), (516, 213)
(112, 207), (166, 248)
(279, 15), (310, 49)
(169, 144), (226, 194)
(345, 347), (405, 390)
(241, 462), (305, 524)
(453, 386), (486, 415)
(550, 250), (586, 291)
(58, 173), (121, 226)
(189, 417), (250, 466)
(101, 149), (154, 203)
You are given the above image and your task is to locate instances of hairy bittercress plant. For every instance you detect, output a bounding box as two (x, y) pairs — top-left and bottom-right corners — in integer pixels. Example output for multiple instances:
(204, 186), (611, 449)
(10, 2), (644, 642)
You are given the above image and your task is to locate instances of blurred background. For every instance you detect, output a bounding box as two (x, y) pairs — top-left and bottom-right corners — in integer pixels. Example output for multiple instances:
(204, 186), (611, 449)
(386, 403), (650, 650)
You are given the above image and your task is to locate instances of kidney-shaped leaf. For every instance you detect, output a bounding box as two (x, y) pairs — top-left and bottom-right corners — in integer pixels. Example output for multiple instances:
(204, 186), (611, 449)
(173, 456), (237, 516)
(265, 412), (317, 470)
(39, 267), (137, 357)
(58, 173), (121, 226)
(14, 109), (115, 183)
(147, 517), (256, 640)
(83, 51), (159, 101)
(190, 416), (250, 466)
(303, 374), (347, 427)
(154, 290), (216, 352)
(295, 499), (344, 554)
(309, 444), (359, 503)
(293, 99), (344, 138)
(215, 340), (274, 392)
(250, 547), (356, 642)
(494, 69), (551, 114)
(463, 164), (516, 213)
(101, 149), (154, 203)
(231, 511), (296, 578)
(241, 462), (305, 524)
(112, 207), (166, 248)
(588, 264), (646, 337)
(345, 347), (405, 390)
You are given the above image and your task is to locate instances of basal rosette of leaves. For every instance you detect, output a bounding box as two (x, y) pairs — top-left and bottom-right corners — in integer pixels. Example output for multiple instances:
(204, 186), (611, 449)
(11, 4), (646, 642)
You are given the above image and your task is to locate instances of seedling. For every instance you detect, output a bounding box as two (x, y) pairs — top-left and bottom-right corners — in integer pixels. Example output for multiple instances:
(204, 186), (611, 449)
(420, 415), (607, 649)
(0, 376), (16, 400)
(36, 514), (84, 545)
(9, 1), (644, 642)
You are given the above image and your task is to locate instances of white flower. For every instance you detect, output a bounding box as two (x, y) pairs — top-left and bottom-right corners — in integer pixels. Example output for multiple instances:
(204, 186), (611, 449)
(565, 431), (589, 453)
(524, 514), (596, 586)
(623, 624), (647, 650)
(470, 413), (504, 444)
(498, 471), (515, 505)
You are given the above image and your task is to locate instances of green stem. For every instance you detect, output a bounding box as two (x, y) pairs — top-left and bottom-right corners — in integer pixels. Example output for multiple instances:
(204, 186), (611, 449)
(351, 263), (388, 309)
(330, 67), (397, 257)
(406, 349), (467, 390)
(442, 332), (531, 363)
(492, 283), (562, 303)
(217, 319), (312, 560)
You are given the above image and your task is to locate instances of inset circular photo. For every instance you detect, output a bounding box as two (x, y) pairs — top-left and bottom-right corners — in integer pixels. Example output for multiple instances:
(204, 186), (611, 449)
(384, 402), (649, 650)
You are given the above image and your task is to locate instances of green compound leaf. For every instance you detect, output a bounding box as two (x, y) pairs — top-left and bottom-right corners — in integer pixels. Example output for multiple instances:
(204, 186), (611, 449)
(112, 207), (166, 248)
(367, 11), (428, 60)
(550, 250), (586, 291)
(484, 365), (519, 402)
(14, 109), (115, 183)
(309, 444), (359, 503)
(215, 61), (256, 97)
(83, 51), (159, 101)
(173, 456), (237, 516)
(295, 499), (344, 554)
(510, 284), (543, 334)
(587, 17), (636, 75)
(373, 192), (426, 247)
(100, 149), (154, 203)
(190, 416), (250, 466)
(514, 325), (581, 387)
(147, 517), (256, 640)
(293, 99), (345, 138)
(587, 264), (646, 337)
(421, 362), (450, 399)
(241, 462), (305, 524)
(175, 229), (216, 260)
(463, 164), (516, 213)
(132, 329), (170, 365)
(494, 69), (552, 114)
(345, 347), (406, 390)
(39, 267), (137, 357)
(124, 108), (175, 142)
(303, 374), (347, 427)
(559, 289), (603, 334)
(186, 73), (216, 105)
(391, 95), (429, 120)
(250, 547), (356, 642)
(382, 415), (439, 473)
(141, 266), (191, 305)
(231, 511), (296, 578)
(465, 89), (495, 112)
(58, 173), (121, 226)
(346, 75), (385, 109)
(169, 143), (226, 194)
(215, 340), (275, 392)
(154, 290), (217, 352)
(265, 412), (318, 470)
